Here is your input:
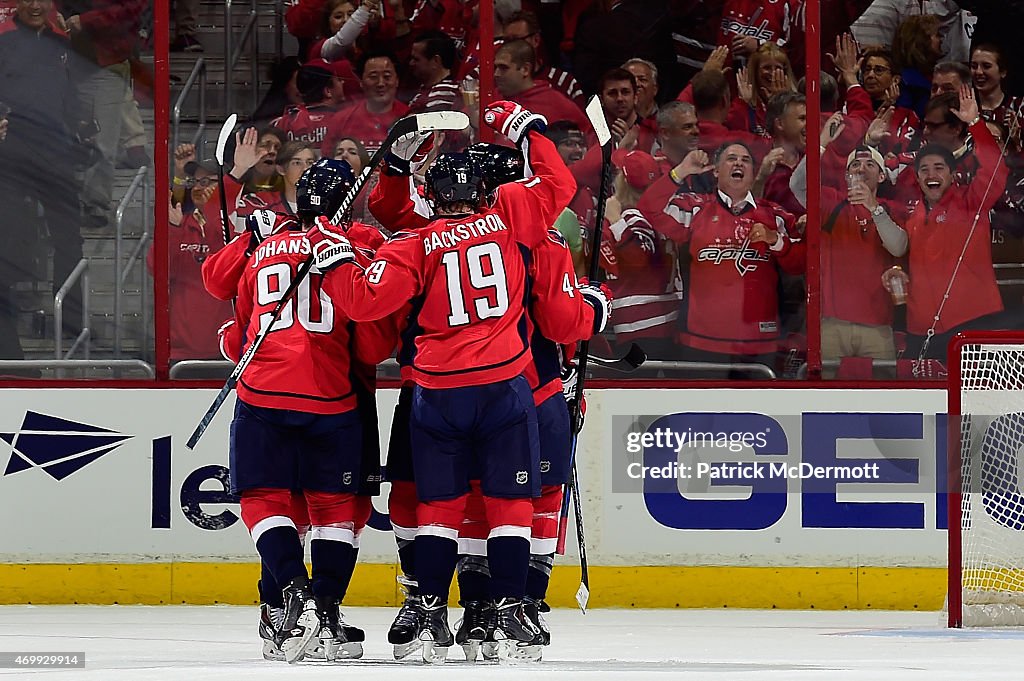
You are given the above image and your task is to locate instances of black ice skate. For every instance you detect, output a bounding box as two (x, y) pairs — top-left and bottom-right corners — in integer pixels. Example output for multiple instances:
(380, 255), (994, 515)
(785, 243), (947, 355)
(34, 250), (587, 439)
(516, 597), (551, 662)
(481, 601), (499, 660)
(277, 576), (322, 664)
(492, 597), (543, 663)
(389, 580), (423, 660)
(259, 603), (285, 661)
(331, 605), (365, 660)
(525, 598), (551, 645)
(416, 594), (454, 664)
(316, 597), (360, 661)
(455, 600), (492, 661)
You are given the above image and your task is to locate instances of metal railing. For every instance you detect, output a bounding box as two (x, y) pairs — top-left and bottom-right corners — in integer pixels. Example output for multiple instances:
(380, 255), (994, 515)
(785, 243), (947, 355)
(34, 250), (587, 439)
(54, 259), (90, 376)
(169, 360), (234, 379)
(225, 0), (260, 116)
(274, 0), (285, 64)
(628, 360), (777, 379)
(172, 57), (208, 154)
(0, 360), (154, 379)
(114, 167), (152, 360)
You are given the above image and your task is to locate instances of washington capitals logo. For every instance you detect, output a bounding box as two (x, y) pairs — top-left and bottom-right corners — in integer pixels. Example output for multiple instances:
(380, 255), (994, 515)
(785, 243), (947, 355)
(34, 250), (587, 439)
(2, 411), (132, 481)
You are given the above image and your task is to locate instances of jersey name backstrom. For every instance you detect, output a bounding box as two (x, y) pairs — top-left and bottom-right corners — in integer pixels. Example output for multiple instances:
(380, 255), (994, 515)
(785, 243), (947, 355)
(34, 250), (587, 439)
(423, 213), (509, 255)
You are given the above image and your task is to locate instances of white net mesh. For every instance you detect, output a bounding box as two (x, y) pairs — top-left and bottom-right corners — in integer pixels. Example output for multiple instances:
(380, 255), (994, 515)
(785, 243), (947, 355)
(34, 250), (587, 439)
(956, 343), (1024, 626)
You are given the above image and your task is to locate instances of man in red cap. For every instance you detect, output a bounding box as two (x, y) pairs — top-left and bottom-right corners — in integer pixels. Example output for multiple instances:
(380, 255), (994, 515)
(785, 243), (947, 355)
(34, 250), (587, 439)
(600, 149), (683, 359)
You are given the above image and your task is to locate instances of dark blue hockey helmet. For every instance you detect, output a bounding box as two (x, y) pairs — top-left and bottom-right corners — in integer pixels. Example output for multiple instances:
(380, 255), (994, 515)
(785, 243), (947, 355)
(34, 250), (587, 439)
(295, 157), (356, 220)
(424, 152), (486, 212)
(467, 143), (525, 194)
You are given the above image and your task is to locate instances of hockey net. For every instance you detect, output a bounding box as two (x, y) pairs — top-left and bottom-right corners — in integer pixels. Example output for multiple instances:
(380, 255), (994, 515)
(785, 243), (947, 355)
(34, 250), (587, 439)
(948, 333), (1024, 627)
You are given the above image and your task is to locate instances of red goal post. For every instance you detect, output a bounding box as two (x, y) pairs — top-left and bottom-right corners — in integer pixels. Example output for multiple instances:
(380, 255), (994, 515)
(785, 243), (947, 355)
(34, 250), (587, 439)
(948, 331), (1024, 627)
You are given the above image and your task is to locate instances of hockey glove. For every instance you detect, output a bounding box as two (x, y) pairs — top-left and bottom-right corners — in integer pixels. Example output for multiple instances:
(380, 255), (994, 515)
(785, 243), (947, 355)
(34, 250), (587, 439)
(483, 101), (547, 145)
(245, 209), (281, 254)
(307, 217), (356, 272)
(217, 318), (242, 363)
(384, 130), (434, 176)
(579, 281), (612, 335)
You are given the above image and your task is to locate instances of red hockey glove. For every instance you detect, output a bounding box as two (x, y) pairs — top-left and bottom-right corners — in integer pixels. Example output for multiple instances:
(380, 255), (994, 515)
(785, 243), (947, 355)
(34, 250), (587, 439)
(307, 217), (355, 272)
(482, 100), (547, 145)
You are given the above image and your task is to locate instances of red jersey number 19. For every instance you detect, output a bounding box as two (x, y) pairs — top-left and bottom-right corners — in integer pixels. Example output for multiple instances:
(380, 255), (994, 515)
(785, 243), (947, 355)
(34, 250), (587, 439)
(256, 263), (335, 335)
(441, 242), (510, 327)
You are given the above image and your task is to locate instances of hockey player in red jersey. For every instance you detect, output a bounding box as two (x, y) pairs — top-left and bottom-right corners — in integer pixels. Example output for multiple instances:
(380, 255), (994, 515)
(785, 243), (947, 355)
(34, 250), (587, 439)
(201, 160), (390, 664)
(308, 102), (576, 661)
(366, 139), (609, 661)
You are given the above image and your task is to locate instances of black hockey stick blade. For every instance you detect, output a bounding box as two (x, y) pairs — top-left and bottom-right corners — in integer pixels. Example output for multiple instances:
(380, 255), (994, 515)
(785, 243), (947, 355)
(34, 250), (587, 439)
(588, 343), (647, 372)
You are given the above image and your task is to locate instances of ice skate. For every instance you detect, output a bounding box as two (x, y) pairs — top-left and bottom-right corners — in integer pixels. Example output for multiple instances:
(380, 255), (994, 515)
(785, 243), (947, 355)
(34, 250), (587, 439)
(316, 597), (362, 661)
(516, 597), (551, 661)
(454, 600), (492, 661)
(277, 576), (321, 664)
(389, 580), (423, 660)
(492, 597), (543, 663)
(481, 603), (499, 660)
(416, 594), (454, 664)
(334, 607), (365, 660)
(258, 603), (285, 661)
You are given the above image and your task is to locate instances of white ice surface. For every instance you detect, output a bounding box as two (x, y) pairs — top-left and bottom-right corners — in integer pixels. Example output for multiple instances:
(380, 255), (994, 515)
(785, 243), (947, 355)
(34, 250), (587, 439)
(2, 606), (1024, 680)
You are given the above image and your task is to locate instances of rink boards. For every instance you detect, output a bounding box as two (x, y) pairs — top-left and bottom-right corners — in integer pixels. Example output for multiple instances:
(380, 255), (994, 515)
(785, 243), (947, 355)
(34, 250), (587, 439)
(0, 387), (954, 609)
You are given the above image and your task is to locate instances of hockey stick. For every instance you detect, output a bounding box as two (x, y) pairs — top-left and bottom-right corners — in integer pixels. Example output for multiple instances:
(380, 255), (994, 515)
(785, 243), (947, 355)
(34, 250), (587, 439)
(587, 343), (647, 373)
(556, 96), (613, 613)
(215, 114), (238, 246)
(186, 111), (470, 450)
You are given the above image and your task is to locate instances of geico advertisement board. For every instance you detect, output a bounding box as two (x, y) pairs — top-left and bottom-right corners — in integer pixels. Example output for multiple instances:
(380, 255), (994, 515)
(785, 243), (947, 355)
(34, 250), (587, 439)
(0, 388), (949, 566)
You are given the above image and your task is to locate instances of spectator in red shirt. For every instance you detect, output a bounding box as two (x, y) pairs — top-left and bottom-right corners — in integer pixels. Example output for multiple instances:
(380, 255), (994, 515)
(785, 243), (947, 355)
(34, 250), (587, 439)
(639, 102), (717, 237)
(660, 141), (804, 375)
(321, 49), (409, 156)
(493, 39), (590, 136)
(818, 145), (909, 377)
(571, 68), (656, 194)
(758, 92), (806, 216)
(601, 149), (683, 359)
(501, 10), (584, 105)
(148, 160), (232, 362)
(891, 86), (1010, 359)
(273, 59), (354, 147)
(690, 69), (769, 158)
